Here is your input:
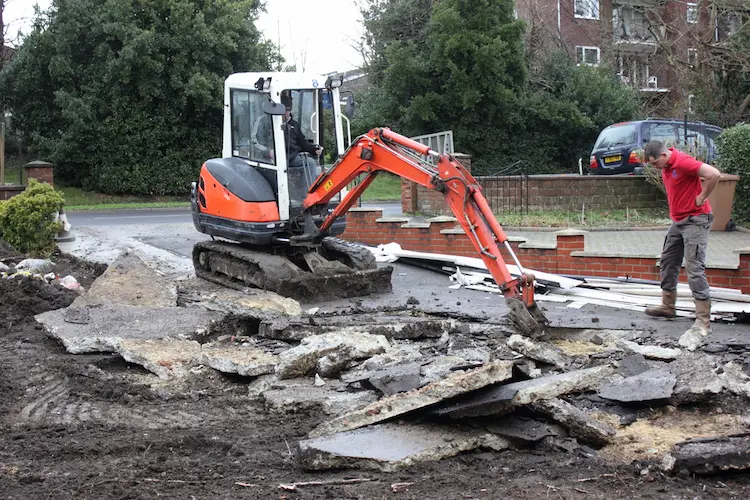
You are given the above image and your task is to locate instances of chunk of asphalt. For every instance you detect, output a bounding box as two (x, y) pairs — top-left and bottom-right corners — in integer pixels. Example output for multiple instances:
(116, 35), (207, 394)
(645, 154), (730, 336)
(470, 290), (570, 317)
(616, 339), (681, 360)
(530, 398), (616, 448)
(201, 345), (277, 377)
(298, 422), (510, 471)
(485, 416), (565, 444)
(309, 361), (514, 438)
(507, 334), (570, 369)
(276, 329), (389, 379)
(71, 250), (176, 308)
(432, 365), (614, 419)
(616, 354), (653, 377)
(262, 379), (379, 416)
(598, 369), (676, 403)
(177, 277), (302, 317)
(36, 304), (224, 354)
(368, 362), (423, 395)
(662, 434), (750, 474)
(116, 339), (202, 379)
(667, 353), (724, 404)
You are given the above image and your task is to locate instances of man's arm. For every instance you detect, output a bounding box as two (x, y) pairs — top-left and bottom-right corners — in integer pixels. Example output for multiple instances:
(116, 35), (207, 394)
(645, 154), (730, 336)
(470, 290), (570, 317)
(696, 163), (721, 207)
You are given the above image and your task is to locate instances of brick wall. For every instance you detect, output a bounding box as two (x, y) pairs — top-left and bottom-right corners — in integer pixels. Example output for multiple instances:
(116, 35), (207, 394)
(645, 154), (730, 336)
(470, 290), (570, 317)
(403, 174), (666, 217)
(341, 208), (750, 294)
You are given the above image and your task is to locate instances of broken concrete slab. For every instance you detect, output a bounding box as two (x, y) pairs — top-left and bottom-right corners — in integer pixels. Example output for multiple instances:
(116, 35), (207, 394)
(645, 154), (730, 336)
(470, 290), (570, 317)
(598, 369), (676, 403)
(678, 328), (707, 352)
(262, 378), (379, 416)
(485, 417), (565, 444)
(340, 347), (424, 385)
(71, 250), (177, 308)
(368, 319), (460, 340)
(662, 434), (750, 474)
(530, 398), (616, 447)
(276, 329), (389, 379)
(116, 339), (202, 379)
(419, 356), (475, 385)
(508, 334), (569, 369)
(177, 278), (302, 317)
(368, 362), (422, 395)
(668, 353), (724, 403)
(617, 339), (681, 360)
(298, 422), (510, 471)
(36, 304), (223, 354)
(202, 345), (277, 377)
(434, 365), (614, 419)
(616, 354), (653, 377)
(309, 361), (514, 438)
(719, 362), (750, 398)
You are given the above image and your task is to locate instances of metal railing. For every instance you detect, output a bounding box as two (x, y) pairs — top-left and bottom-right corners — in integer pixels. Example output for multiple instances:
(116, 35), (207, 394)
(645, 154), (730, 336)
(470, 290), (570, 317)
(475, 160), (530, 215)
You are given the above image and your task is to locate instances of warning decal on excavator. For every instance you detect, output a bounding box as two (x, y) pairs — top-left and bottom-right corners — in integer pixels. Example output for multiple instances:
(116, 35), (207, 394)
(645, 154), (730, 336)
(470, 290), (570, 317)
(324, 180), (334, 192)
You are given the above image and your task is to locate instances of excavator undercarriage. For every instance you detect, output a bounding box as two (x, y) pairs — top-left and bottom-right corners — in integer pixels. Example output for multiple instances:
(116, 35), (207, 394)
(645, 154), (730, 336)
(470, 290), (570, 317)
(192, 237), (393, 302)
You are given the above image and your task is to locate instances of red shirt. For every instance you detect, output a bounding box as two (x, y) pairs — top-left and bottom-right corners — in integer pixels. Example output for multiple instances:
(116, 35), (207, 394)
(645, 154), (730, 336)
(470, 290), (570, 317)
(661, 148), (711, 222)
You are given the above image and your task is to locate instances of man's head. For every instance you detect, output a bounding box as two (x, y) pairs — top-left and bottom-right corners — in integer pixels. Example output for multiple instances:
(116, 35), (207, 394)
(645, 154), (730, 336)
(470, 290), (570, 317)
(280, 92), (293, 121)
(644, 140), (670, 169)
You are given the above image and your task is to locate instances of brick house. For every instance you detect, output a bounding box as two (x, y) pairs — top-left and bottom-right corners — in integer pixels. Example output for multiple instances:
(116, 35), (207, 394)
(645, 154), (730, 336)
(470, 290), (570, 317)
(515, 0), (749, 115)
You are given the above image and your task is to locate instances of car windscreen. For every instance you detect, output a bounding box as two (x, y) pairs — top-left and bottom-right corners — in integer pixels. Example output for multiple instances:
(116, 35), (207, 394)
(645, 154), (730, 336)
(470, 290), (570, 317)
(593, 124), (638, 150)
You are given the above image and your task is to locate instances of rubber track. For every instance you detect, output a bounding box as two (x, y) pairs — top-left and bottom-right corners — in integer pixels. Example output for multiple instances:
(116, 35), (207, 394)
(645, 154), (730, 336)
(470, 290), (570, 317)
(193, 239), (392, 301)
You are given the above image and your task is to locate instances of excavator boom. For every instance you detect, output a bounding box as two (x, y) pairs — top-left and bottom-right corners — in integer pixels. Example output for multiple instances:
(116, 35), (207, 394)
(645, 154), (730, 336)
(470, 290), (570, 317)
(299, 128), (548, 337)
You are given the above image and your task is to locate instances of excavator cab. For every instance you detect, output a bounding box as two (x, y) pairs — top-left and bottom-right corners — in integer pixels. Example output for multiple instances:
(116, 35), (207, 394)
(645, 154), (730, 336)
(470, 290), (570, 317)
(191, 72), (393, 301)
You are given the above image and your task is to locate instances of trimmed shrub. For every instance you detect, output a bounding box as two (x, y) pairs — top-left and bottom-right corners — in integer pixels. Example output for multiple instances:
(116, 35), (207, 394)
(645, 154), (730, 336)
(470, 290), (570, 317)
(716, 124), (750, 221)
(0, 179), (64, 254)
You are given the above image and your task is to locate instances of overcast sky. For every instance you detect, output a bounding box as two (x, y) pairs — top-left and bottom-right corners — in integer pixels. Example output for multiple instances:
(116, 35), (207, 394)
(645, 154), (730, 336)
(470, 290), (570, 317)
(3, 0), (364, 74)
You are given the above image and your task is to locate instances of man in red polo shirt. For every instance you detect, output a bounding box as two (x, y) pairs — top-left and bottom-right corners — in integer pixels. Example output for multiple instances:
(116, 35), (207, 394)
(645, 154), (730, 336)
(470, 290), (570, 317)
(642, 140), (722, 350)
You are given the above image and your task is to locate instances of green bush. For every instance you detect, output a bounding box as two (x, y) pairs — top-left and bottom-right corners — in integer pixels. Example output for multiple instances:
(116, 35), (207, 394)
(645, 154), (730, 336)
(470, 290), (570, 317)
(0, 179), (64, 254)
(716, 124), (750, 221)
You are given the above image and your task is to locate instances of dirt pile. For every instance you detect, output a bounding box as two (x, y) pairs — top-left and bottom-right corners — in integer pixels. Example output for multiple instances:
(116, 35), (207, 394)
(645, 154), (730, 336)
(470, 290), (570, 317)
(1, 240), (749, 499)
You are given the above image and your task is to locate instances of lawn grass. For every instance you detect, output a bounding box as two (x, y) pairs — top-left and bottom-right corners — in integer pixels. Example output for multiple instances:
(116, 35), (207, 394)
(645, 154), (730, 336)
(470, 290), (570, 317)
(495, 208), (672, 228)
(357, 172), (402, 201)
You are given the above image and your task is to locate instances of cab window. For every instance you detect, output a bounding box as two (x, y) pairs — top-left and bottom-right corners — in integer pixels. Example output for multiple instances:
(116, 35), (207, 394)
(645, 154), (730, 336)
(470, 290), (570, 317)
(230, 89), (275, 165)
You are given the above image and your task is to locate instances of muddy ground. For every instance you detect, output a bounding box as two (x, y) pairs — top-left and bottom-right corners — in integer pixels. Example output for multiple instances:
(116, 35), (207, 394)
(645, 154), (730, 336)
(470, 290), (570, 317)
(1, 244), (749, 499)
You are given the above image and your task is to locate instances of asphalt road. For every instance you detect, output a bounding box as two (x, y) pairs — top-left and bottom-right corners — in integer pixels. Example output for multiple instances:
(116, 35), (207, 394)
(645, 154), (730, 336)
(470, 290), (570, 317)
(67, 201), (405, 227)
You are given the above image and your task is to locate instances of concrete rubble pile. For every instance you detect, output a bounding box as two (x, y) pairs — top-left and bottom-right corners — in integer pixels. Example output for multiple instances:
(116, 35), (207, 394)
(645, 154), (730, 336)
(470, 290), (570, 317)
(34, 250), (750, 475)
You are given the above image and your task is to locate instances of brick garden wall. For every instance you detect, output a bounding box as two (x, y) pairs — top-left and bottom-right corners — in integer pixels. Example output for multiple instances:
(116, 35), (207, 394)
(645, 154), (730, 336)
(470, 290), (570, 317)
(403, 173), (666, 217)
(342, 208), (750, 294)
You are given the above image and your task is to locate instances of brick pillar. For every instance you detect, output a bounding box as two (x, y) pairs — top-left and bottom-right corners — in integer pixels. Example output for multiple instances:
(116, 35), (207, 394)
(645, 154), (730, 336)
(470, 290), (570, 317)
(24, 160), (54, 187)
(453, 153), (472, 173)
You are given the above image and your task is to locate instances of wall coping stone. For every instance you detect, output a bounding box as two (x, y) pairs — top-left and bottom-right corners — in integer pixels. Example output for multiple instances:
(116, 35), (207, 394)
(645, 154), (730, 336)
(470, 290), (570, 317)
(440, 228), (466, 235)
(733, 247), (750, 254)
(570, 251), (659, 259)
(555, 229), (589, 236)
(375, 217), (411, 223)
(401, 222), (431, 229)
(519, 242), (555, 250)
(426, 216), (458, 223)
(349, 207), (384, 213)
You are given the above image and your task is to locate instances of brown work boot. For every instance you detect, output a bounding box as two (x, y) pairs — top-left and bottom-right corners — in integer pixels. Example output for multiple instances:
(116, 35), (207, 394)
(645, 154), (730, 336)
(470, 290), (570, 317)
(678, 299), (712, 351)
(645, 290), (677, 318)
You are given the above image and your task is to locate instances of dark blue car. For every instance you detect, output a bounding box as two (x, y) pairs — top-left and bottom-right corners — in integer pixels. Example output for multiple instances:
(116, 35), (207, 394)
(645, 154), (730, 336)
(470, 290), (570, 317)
(588, 119), (722, 175)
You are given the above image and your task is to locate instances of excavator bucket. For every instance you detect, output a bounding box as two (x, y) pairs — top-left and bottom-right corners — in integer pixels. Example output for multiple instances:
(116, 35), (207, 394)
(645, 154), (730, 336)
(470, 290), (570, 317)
(192, 238), (393, 302)
(506, 298), (548, 339)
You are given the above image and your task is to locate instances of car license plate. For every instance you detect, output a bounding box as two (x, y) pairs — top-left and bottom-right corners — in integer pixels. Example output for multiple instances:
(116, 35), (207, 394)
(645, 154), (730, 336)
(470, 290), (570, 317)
(604, 155), (622, 164)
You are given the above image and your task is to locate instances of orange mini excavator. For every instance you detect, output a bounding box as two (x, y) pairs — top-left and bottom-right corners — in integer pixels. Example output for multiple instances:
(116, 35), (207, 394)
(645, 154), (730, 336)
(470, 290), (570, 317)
(191, 72), (547, 335)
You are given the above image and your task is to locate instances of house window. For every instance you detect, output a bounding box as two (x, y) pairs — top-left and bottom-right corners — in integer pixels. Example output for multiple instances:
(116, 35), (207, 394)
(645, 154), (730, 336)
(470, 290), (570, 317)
(576, 46), (600, 66)
(687, 3), (698, 24)
(688, 48), (697, 66)
(575, 0), (599, 21)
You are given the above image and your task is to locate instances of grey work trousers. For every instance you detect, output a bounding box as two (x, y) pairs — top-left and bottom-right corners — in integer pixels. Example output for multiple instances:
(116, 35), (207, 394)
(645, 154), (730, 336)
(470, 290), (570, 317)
(659, 213), (714, 300)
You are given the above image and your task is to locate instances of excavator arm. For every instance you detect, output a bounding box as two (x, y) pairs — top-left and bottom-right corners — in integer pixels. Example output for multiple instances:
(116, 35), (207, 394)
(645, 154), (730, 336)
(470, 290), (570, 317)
(298, 128), (548, 336)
